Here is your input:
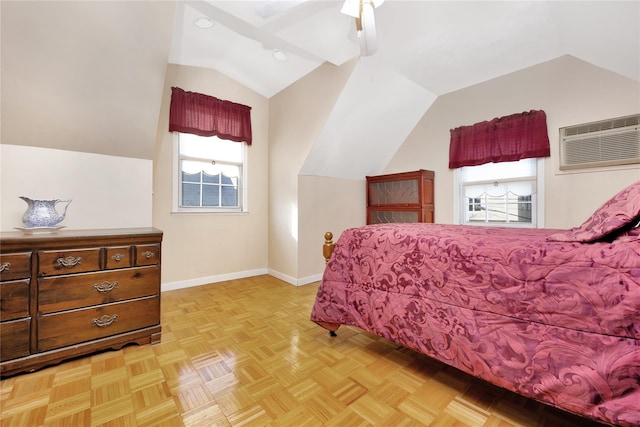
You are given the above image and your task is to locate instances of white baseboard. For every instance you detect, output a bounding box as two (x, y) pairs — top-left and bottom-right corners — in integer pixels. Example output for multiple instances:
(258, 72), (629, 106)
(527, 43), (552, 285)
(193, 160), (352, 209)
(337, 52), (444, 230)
(161, 268), (322, 292)
(298, 273), (323, 286)
(266, 269), (297, 286)
(161, 268), (268, 292)
(268, 269), (322, 286)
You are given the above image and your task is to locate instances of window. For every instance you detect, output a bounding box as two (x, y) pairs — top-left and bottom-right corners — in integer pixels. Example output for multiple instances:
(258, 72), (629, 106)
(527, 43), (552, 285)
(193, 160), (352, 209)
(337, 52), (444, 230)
(458, 158), (541, 227)
(173, 133), (246, 213)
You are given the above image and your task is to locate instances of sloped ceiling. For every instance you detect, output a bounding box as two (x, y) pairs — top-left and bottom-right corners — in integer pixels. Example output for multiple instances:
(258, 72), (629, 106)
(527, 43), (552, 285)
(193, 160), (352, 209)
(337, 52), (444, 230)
(1, 1), (176, 160)
(2, 1), (639, 175)
(300, 57), (438, 178)
(170, 1), (639, 98)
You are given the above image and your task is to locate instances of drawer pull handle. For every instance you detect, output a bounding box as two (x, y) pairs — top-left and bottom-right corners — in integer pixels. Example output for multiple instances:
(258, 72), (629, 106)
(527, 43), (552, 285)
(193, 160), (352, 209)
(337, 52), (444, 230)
(57, 256), (82, 268)
(0, 262), (10, 272)
(93, 281), (118, 293)
(92, 314), (118, 327)
(111, 253), (125, 262)
(142, 251), (155, 259)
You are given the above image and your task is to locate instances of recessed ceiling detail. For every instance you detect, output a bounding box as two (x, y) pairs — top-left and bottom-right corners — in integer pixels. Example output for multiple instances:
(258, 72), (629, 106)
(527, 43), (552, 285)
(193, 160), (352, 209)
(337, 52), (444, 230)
(272, 49), (288, 62)
(194, 16), (214, 29)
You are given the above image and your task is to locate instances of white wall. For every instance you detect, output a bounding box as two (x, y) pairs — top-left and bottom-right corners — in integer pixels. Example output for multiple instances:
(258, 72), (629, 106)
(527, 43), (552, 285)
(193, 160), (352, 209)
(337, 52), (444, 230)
(269, 59), (359, 283)
(153, 64), (269, 290)
(1, 144), (152, 231)
(297, 175), (366, 282)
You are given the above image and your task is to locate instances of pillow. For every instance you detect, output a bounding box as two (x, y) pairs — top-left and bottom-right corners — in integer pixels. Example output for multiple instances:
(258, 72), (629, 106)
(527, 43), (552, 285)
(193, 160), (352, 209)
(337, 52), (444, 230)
(547, 180), (640, 243)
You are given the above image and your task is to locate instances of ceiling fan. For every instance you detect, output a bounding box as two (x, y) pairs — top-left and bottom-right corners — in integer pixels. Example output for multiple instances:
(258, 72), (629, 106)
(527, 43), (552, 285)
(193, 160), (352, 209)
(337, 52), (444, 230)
(341, 0), (385, 56)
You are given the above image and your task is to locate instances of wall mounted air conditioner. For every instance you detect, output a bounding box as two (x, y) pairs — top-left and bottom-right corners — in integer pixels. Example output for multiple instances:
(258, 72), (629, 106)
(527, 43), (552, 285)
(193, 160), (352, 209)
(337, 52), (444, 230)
(560, 114), (640, 170)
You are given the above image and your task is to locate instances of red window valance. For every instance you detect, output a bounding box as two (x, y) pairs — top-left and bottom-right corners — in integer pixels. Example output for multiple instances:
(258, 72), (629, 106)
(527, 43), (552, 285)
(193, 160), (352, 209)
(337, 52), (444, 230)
(169, 87), (252, 145)
(449, 110), (550, 168)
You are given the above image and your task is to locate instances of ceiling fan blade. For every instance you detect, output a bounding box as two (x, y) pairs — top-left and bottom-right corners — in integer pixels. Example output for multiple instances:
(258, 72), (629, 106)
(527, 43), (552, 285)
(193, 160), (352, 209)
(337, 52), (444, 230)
(360, 1), (378, 55)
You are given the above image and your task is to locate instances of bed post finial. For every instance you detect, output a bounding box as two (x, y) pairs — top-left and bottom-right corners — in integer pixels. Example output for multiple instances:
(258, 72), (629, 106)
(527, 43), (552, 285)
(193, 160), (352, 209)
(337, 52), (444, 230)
(323, 232), (334, 264)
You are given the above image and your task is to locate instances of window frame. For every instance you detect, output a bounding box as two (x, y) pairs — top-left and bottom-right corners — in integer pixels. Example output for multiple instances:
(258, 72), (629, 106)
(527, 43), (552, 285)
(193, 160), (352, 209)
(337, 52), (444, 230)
(455, 158), (544, 228)
(172, 133), (248, 214)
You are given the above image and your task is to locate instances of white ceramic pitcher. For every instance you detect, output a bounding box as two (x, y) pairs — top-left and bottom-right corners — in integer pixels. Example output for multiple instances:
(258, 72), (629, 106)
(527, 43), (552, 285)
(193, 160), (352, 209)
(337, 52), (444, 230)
(19, 197), (72, 228)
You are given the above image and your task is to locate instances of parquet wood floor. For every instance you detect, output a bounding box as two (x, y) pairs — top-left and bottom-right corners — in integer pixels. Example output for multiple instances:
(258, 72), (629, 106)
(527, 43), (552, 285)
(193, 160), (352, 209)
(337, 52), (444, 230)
(1, 275), (606, 426)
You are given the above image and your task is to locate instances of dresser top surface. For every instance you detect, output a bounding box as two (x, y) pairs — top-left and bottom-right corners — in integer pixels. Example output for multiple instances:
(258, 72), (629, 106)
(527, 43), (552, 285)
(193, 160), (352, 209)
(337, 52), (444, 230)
(0, 227), (163, 252)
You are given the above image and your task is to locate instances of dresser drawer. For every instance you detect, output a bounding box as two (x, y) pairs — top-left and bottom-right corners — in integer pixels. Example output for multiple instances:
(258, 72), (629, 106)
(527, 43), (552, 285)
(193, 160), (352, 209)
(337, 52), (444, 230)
(0, 279), (30, 320)
(0, 253), (32, 281)
(135, 244), (160, 266)
(39, 267), (160, 314)
(38, 296), (159, 352)
(0, 318), (30, 361)
(105, 246), (132, 270)
(38, 248), (101, 276)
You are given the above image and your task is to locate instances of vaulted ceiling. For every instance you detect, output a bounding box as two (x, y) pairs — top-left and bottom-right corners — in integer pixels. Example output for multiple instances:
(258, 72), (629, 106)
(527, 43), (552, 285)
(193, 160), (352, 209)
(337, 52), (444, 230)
(2, 1), (638, 178)
(172, 1), (639, 97)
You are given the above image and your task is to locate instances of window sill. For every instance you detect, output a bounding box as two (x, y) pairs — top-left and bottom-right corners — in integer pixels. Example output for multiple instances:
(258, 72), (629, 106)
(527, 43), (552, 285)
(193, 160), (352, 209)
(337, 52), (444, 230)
(461, 221), (535, 228)
(171, 209), (249, 216)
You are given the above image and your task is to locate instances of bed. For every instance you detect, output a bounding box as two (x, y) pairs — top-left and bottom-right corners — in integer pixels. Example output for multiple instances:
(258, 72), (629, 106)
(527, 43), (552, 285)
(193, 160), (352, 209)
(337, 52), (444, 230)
(311, 180), (640, 426)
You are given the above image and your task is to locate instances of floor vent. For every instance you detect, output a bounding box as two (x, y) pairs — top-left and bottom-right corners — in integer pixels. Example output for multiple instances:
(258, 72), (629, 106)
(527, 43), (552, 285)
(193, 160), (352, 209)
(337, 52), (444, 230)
(560, 114), (640, 170)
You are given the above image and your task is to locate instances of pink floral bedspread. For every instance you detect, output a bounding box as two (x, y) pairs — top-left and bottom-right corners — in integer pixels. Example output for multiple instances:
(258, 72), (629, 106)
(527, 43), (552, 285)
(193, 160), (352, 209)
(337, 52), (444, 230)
(310, 223), (640, 426)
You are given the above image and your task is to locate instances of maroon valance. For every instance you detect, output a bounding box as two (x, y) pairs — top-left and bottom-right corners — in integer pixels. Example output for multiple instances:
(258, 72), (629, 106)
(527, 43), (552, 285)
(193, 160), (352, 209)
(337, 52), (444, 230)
(169, 87), (252, 145)
(449, 110), (550, 168)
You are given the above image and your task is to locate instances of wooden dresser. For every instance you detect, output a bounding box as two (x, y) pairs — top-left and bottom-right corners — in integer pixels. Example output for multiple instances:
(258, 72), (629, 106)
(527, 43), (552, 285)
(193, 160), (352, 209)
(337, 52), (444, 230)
(0, 228), (162, 377)
(366, 169), (435, 224)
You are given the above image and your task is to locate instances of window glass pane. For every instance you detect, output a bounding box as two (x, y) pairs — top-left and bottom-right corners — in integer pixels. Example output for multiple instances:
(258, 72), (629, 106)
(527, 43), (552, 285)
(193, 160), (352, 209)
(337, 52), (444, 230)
(221, 186), (238, 207)
(182, 183), (201, 206)
(485, 196), (506, 221)
(221, 172), (238, 186)
(203, 172), (218, 184)
(464, 180), (533, 198)
(182, 171), (201, 183)
(460, 159), (537, 226)
(464, 191), (533, 224)
(183, 159), (219, 175)
(219, 166), (240, 180)
(180, 134), (242, 163)
(467, 199), (486, 222)
(202, 185), (219, 206)
(517, 195), (532, 222)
